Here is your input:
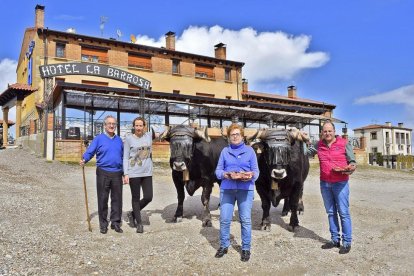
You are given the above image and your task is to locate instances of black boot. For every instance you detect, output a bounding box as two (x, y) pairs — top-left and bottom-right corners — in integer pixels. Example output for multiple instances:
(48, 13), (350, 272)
(127, 211), (136, 227)
(136, 224), (144, 233)
(321, 240), (340, 249)
(215, 247), (228, 258)
(241, 250), (250, 262)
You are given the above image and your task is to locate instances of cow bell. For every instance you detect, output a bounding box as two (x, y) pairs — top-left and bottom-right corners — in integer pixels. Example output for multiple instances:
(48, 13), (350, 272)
(183, 169), (190, 182)
(271, 180), (279, 190)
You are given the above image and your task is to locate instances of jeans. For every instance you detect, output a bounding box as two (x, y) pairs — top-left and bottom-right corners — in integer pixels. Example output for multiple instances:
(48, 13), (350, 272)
(219, 189), (254, 250)
(320, 180), (352, 246)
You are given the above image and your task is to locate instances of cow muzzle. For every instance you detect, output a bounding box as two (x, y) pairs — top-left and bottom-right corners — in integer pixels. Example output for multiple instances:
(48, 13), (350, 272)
(271, 168), (287, 179)
(173, 161), (187, 171)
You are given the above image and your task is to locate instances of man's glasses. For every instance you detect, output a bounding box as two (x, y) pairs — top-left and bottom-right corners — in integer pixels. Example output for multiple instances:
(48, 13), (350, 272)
(230, 133), (241, 137)
(106, 122), (117, 126)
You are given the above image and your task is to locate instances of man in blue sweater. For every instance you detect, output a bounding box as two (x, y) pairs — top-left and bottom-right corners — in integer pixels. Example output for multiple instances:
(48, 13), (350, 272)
(80, 115), (124, 234)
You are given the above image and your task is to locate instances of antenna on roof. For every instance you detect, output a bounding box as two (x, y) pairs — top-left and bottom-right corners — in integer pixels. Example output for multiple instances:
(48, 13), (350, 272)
(100, 16), (108, 37)
(116, 29), (122, 40)
(130, 34), (136, 43)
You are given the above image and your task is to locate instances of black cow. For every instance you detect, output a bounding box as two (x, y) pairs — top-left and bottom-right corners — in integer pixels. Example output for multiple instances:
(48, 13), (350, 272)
(161, 125), (227, 227)
(251, 128), (309, 232)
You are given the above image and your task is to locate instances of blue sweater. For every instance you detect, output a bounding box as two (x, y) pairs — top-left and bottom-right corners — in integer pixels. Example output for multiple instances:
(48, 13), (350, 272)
(215, 142), (259, 190)
(82, 133), (123, 173)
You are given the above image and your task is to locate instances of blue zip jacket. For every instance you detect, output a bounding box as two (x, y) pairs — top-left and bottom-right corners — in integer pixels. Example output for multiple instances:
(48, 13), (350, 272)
(215, 142), (259, 190)
(82, 133), (123, 173)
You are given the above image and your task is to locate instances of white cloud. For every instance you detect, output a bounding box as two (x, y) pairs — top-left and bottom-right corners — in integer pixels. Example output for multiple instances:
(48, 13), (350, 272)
(354, 84), (414, 106)
(0, 59), (17, 91)
(136, 25), (329, 88)
(0, 59), (17, 129)
(355, 84), (414, 133)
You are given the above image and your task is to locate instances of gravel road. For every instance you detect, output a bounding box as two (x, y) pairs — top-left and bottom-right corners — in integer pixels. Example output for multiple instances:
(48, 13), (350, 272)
(1, 148), (413, 275)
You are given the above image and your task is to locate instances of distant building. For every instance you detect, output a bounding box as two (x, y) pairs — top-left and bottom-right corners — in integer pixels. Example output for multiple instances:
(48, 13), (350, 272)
(353, 122), (412, 155)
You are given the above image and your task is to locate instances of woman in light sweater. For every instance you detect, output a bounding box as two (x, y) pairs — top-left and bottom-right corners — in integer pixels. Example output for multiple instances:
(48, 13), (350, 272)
(123, 117), (157, 233)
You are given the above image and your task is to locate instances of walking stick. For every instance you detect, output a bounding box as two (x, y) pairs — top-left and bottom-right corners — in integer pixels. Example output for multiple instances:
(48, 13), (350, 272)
(82, 166), (92, 232)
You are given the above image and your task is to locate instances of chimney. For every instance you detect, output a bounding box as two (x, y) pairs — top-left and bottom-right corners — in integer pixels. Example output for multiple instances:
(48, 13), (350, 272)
(242, 79), (248, 92)
(35, 5), (45, 29)
(398, 122), (404, 128)
(165, 31), (175, 50)
(385, 122), (391, 127)
(214, 43), (226, 60)
(287, 85), (297, 99)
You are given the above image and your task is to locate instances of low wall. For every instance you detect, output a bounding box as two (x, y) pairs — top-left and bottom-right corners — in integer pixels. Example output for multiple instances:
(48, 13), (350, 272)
(16, 133), (44, 156)
(55, 140), (87, 162)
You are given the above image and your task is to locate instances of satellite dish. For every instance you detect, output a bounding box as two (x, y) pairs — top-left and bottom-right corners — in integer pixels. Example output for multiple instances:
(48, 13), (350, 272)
(130, 34), (136, 43)
(66, 28), (76, 33)
(117, 29), (122, 39)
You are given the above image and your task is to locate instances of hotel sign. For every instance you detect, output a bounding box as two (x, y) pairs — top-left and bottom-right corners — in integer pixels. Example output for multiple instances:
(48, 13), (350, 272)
(39, 62), (151, 90)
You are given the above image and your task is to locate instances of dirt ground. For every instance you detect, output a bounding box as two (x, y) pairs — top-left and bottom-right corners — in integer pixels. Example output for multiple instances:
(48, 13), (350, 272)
(1, 148), (413, 275)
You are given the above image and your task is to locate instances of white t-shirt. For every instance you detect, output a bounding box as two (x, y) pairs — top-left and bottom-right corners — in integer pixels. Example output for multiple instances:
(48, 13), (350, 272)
(123, 130), (153, 177)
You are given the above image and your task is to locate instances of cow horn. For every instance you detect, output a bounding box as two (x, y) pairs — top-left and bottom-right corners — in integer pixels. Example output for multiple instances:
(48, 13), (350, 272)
(159, 126), (171, 141)
(245, 129), (260, 143)
(288, 127), (310, 143)
(194, 126), (211, 142)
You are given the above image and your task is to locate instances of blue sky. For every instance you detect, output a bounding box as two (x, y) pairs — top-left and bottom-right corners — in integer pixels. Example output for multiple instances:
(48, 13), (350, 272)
(1, 0), (414, 138)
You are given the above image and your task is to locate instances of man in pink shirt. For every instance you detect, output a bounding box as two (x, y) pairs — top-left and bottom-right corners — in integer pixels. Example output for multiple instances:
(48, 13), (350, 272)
(317, 121), (356, 254)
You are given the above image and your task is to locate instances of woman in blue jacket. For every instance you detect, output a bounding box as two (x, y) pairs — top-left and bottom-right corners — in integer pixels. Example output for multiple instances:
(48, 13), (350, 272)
(215, 123), (259, 262)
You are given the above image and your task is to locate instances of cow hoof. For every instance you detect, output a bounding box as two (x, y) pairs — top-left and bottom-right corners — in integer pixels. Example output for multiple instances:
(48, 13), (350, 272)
(202, 220), (212, 227)
(288, 224), (299, 232)
(173, 216), (183, 223)
(261, 224), (271, 231)
(260, 222), (271, 231)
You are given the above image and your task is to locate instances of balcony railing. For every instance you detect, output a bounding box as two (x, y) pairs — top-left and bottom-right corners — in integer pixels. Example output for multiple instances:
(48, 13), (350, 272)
(195, 71), (215, 79)
(81, 55), (108, 64)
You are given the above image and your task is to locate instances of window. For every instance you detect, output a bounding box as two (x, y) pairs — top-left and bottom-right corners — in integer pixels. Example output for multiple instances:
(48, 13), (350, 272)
(225, 68), (231, 81)
(196, 92), (215, 98)
(195, 64), (214, 79)
(81, 47), (108, 63)
(395, 133), (401, 144)
(173, 90), (180, 94)
(371, 147), (378, 153)
(128, 54), (152, 70)
(385, 132), (390, 144)
(172, 60), (180, 74)
(56, 43), (66, 58)
(370, 132), (377, 140)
